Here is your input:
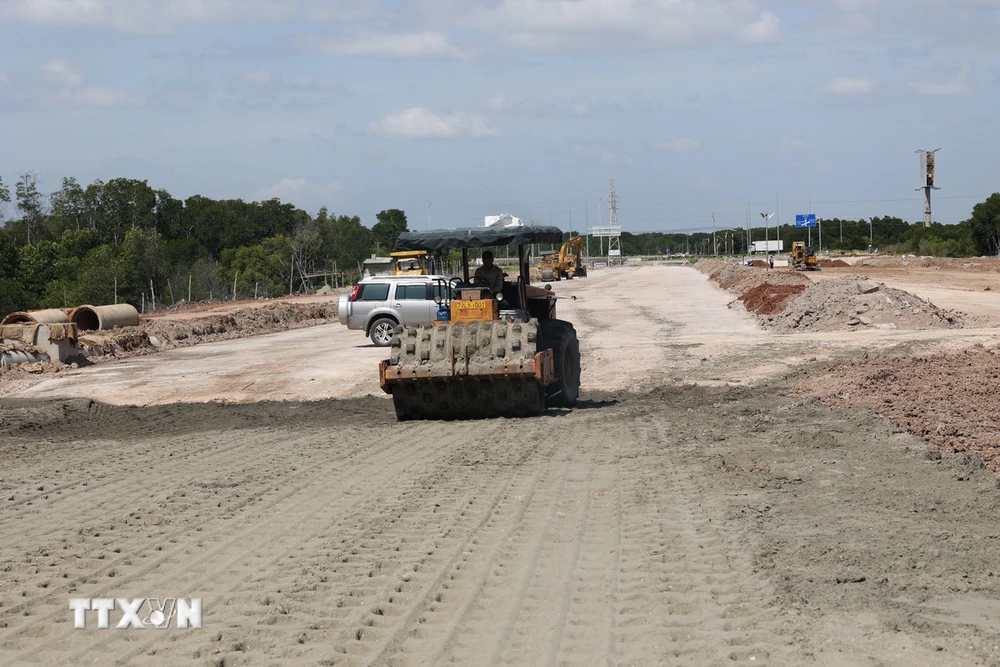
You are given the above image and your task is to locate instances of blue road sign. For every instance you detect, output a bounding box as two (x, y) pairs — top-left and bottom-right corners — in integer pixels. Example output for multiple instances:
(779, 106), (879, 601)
(794, 214), (817, 228)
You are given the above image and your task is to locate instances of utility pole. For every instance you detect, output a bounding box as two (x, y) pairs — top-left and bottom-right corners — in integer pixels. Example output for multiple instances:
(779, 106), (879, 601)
(712, 213), (717, 256)
(916, 148), (940, 227)
(808, 193), (812, 248)
(775, 190), (781, 252)
(745, 205), (751, 256)
(607, 179), (620, 263)
(760, 212), (775, 257)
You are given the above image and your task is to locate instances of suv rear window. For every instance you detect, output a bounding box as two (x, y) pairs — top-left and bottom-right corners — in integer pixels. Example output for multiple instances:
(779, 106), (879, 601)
(358, 283), (390, 301)
(397, 284), (428, 300)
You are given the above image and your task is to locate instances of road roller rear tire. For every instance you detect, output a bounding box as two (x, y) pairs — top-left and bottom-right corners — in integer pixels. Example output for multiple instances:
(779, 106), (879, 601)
(538, 319), (580, 408)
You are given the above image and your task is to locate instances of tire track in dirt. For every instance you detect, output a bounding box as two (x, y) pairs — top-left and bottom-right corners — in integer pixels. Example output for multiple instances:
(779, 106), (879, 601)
(0, 426), (290, 529)
(421, 442), (577, 667)
(63, 423), (550, 666)
(606, 415), (793, 665)
(347, 431), (558, 666)
(0, 422), (456, 665)
(0, 427), (376, 629)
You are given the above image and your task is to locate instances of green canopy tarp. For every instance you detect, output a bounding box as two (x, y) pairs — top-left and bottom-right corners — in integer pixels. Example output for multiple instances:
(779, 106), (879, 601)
(394, 225), (564, 251)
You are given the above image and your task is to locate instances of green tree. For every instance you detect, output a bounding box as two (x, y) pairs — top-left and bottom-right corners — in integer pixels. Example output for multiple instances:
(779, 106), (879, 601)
(968, 193), (1000, 256)
(0, 175), (10, 222)
(49, 177), (86, 234)
(15, 172), (44, 244)
(372, 209), (408, 254)
(324, 214), (373, 273)
(221, 235), (293, 298)
(119, 227), (167, 304)
(0, 228), (27, 313)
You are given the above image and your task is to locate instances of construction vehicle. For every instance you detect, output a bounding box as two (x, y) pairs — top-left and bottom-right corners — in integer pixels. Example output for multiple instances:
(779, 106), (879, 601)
(379, 225), (581, 420)
(391, 250), (431, 275)
(790, 241), (820, 271)
(539, 236), (587, 281)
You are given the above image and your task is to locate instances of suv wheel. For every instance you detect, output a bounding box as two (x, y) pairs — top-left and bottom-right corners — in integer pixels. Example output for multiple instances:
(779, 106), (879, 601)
(369, 317), (398, 347)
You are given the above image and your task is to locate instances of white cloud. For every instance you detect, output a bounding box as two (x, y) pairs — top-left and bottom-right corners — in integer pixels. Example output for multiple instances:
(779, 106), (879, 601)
(455, 0), (780, 50)
(255, 178), (345, 202)
(370, 107), (500, 138)
(656, 138), (701, 153)
(779, 136), (813, 153)
(243, 69), (273, 86)
(485, 95), (511, 112)
(230, 69), (346, 97)
(741, 12), (781, 44)
(909, 65), (974, 96)
(36, 59), (144, 108)
(832, 0), (878, 10)
(306, 31), (471, 60)
(40, 59), (85, 87)
(819, 76), (873, 95)
(825, 12), (873, 37)
(574, 144), (634, 166)
(1, 0), (295, 33)
(481, 93), (596, 118)
(42, 86), (145, 107)
(304, 1), (388, 22)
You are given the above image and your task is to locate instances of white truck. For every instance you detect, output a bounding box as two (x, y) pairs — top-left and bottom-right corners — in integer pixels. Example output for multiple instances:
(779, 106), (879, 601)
(750, 240), (783, 255)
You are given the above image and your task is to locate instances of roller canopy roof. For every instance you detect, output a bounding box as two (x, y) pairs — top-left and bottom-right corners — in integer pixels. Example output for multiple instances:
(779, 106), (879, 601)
(393, 225), (564, 251)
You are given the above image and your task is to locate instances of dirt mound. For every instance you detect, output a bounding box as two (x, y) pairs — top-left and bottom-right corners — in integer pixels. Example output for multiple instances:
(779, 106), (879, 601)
(819, 259), (850, 267)
(73, 301), (338, 361)
(776, 278), (960, 331)
(798, 343), (1000, 473)
(766, 276), (963, 332)
(737, 283), (807, 315)
(697, 259), (965, 333)
(698, 259), (810, 296)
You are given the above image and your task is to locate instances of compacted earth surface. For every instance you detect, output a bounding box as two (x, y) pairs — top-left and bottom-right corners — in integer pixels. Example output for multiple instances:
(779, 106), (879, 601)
(2, 262), (1000, 665)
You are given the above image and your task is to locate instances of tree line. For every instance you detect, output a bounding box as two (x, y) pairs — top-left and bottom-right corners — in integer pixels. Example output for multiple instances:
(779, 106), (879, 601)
(587, 194), (1000, 260)
(0, 173), (409, 315)
(1, 172), (998, 315)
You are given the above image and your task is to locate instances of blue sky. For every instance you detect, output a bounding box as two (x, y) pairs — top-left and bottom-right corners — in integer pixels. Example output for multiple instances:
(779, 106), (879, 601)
(1, 0), (997, 233)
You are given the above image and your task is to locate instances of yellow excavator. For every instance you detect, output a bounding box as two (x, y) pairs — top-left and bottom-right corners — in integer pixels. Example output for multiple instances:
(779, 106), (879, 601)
(391, 250), (431, 275)
(790, 241), (820, 271)
(539, 236), (587, 281)
(379, 226), (581, 420)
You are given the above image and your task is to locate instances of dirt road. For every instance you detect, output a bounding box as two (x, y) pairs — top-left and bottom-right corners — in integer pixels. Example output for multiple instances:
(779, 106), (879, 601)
(3, 387), (999, 666)
(4, 265), (1000, 665)
(12, 265), (999, 404)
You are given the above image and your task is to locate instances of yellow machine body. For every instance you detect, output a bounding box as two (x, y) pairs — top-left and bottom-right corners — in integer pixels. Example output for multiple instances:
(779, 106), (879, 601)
(391, 250), (430, 275)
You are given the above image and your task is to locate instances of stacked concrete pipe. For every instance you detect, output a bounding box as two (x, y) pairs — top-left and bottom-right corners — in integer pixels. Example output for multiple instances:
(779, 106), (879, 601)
(1, 309), (71, 325)
(68, 304), (140, 331)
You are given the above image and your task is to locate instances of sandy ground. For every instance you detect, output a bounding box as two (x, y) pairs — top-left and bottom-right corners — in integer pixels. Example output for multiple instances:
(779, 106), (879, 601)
(10, 265), (1000, 404)
(3, 264), (1000, 665)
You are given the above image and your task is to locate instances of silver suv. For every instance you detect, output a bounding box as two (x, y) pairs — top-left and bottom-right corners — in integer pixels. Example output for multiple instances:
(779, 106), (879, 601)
(337, 275), (453, 346)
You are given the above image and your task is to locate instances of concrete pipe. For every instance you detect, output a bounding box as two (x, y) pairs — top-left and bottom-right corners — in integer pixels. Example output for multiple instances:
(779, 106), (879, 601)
(69, 304), (140, 331)
(1, 309), (72, 325)
(0, 349), (50, 368)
